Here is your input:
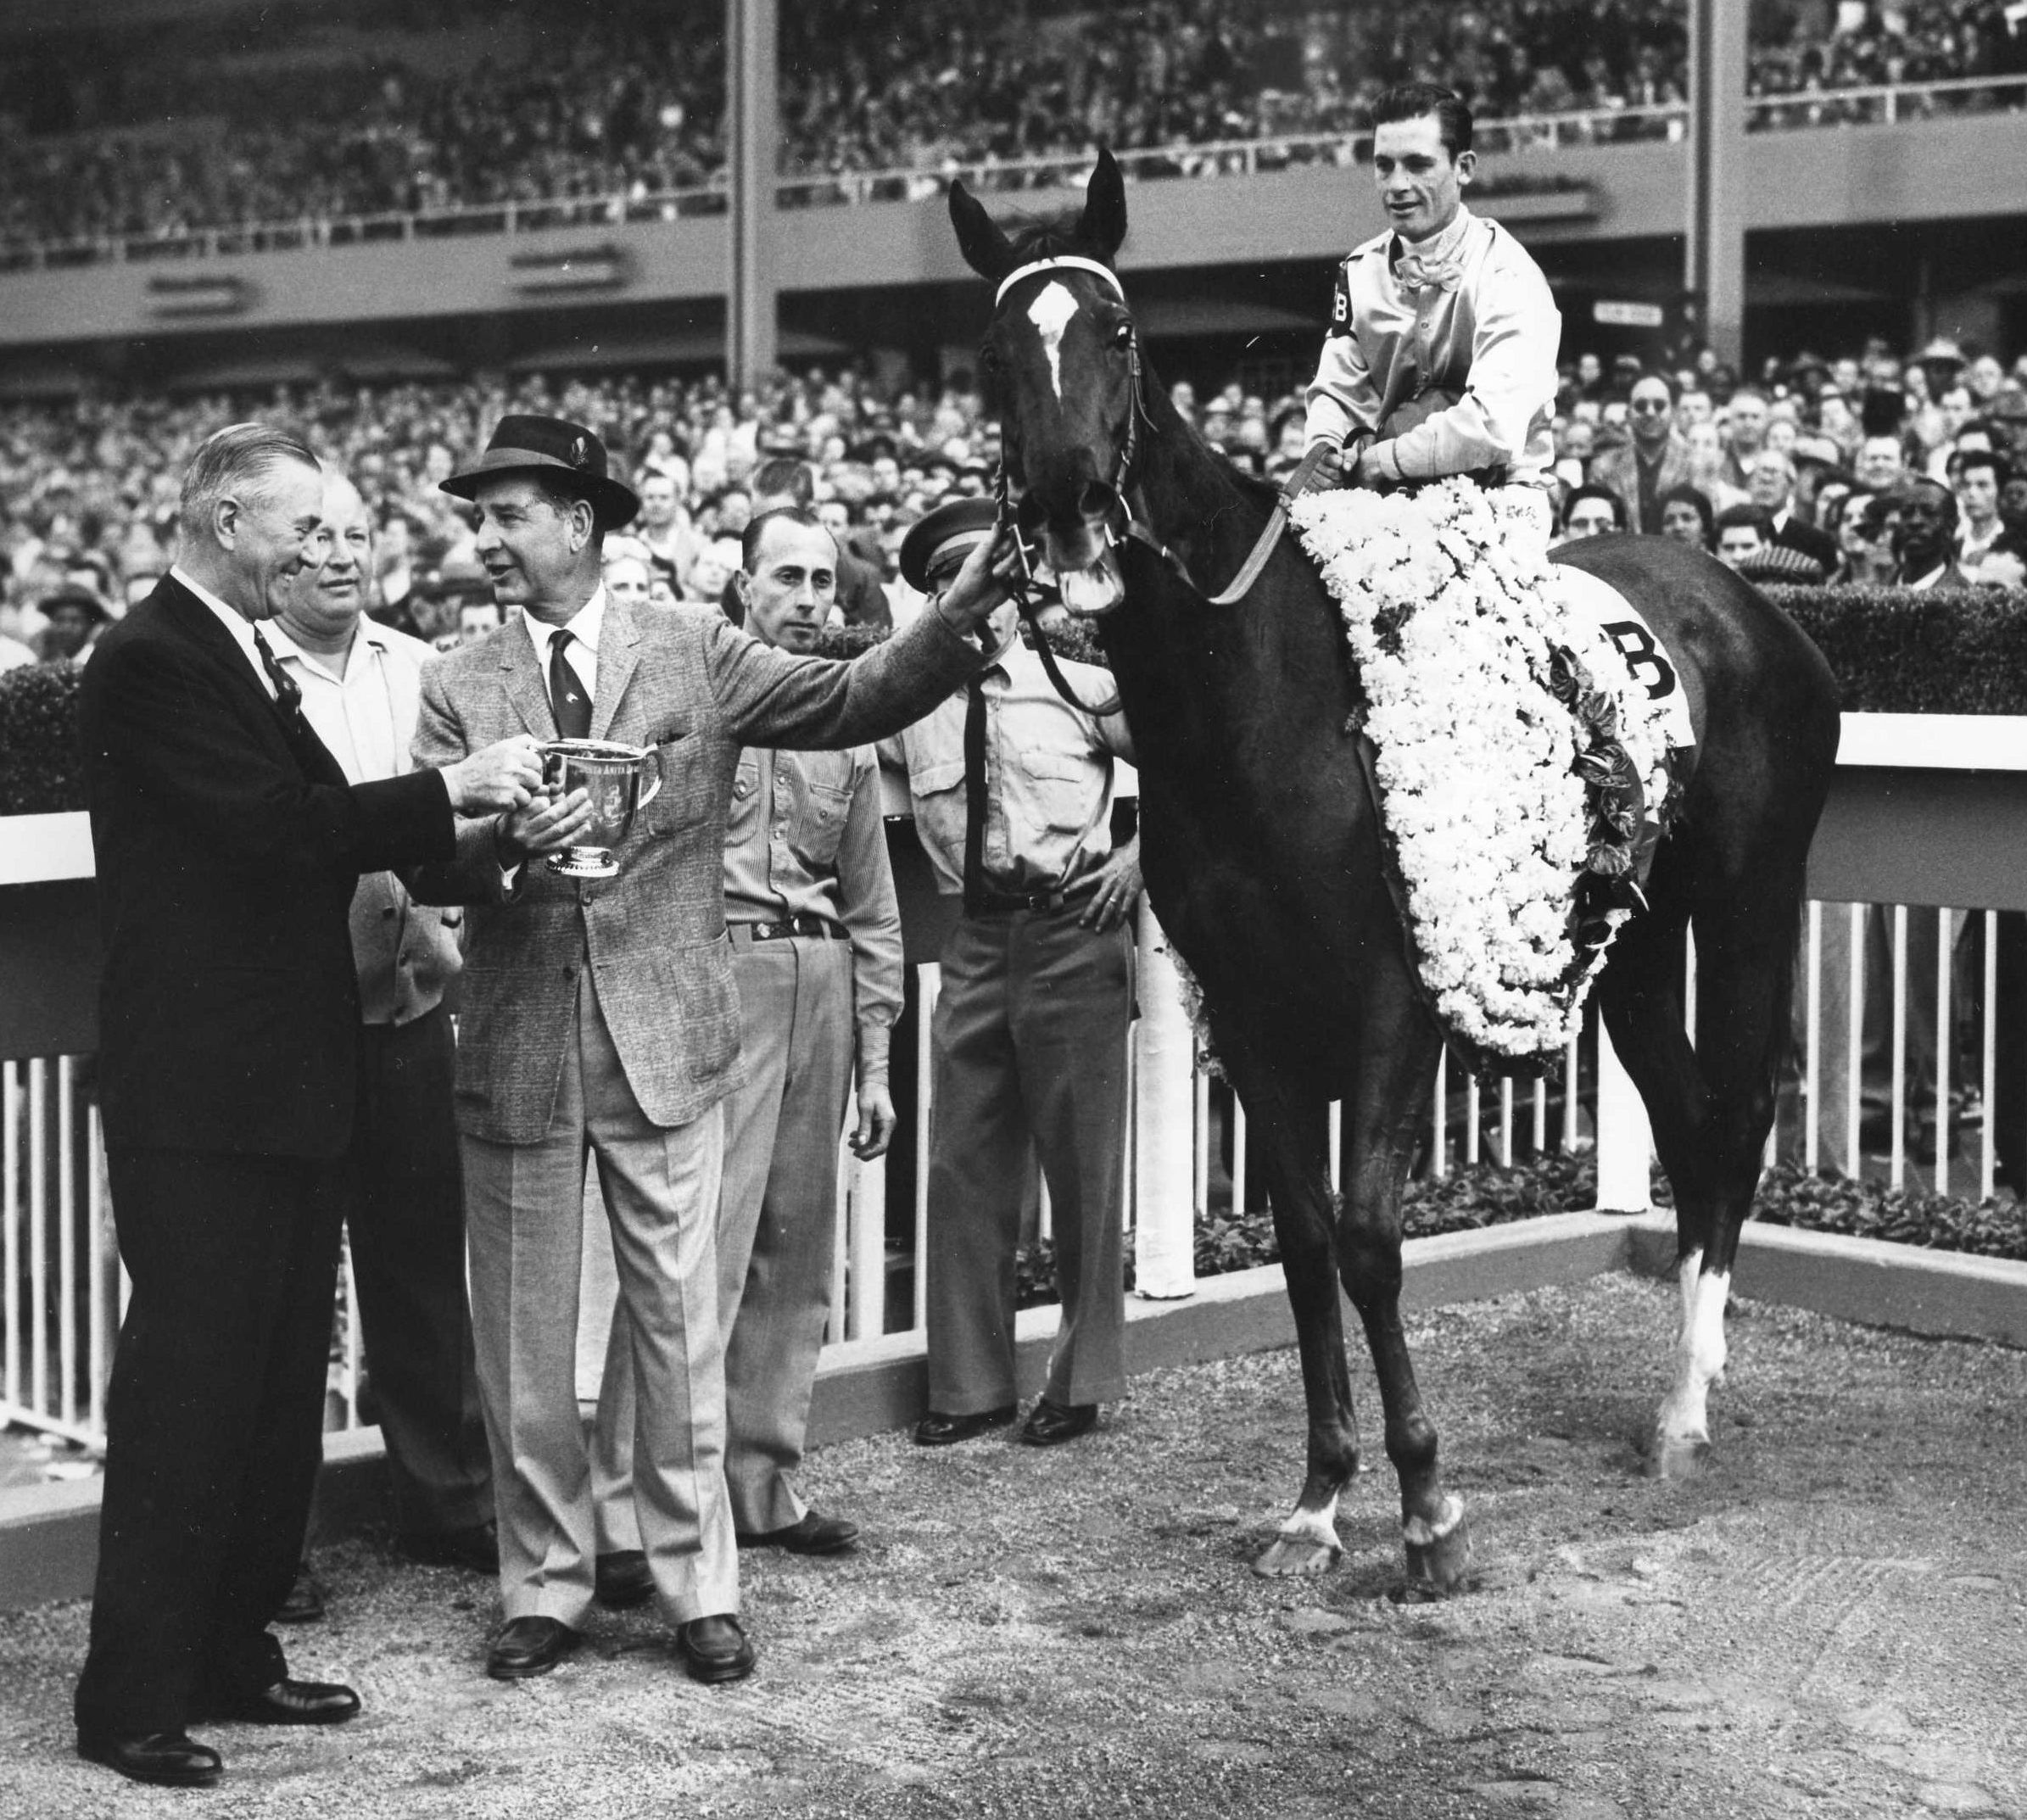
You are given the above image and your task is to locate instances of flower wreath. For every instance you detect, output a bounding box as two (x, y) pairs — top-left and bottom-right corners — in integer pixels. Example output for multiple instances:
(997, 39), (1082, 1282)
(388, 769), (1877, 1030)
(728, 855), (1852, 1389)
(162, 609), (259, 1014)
(1288, 478), (1682, 1073)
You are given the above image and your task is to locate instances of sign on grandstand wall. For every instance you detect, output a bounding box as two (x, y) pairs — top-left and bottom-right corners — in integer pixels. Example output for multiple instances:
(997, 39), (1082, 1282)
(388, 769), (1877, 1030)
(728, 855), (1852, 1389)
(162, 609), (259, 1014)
(1592, 300), (1666, 330)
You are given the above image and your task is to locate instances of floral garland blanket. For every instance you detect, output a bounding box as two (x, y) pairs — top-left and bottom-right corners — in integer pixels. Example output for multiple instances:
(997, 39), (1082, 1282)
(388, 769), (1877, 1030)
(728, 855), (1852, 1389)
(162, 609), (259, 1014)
(1290, 478), (1693, 1073)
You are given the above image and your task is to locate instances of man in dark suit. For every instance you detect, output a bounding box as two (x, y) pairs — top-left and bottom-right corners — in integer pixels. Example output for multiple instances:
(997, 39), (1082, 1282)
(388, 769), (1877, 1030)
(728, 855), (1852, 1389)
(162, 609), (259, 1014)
(73, 423), (541, 1789)
(1746, 450), (1840, 573)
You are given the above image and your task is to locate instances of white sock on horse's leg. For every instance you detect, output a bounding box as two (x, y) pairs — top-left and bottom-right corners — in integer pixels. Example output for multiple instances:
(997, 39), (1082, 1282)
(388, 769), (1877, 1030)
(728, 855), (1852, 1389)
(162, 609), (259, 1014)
(1656, 1248), (1730, 1453)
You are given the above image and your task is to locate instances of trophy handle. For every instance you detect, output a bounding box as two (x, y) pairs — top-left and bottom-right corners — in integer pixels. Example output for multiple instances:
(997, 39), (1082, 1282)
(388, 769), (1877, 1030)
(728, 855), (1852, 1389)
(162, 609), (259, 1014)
(637, 754), (662, 811)
(541, 745), (570, 794)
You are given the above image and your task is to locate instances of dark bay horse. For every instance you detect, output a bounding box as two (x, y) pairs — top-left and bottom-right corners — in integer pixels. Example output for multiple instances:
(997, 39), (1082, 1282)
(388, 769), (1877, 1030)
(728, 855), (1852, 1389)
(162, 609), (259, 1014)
(950, 154), (1841, 1588)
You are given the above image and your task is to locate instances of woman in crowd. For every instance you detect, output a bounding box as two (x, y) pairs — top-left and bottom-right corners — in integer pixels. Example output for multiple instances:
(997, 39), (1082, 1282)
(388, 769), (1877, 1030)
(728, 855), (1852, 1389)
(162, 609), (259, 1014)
(1656, 483), (1717, 551)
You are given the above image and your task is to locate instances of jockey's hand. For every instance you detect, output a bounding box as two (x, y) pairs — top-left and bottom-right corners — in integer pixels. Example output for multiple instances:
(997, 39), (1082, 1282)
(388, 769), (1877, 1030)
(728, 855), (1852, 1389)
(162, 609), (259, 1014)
(1354, 438), (1403, 490)
(1290, 440), (1343, 497)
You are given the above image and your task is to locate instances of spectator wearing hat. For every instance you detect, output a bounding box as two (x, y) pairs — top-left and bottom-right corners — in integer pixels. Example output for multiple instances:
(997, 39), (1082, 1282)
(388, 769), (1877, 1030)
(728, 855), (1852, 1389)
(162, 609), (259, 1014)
(409, 416), (1009, 1690)
(590, 505), (902, 1590)
(881, 500), (1141, 1453)
(1589, 370), (1691, 533)
(33, 585), (110, 664)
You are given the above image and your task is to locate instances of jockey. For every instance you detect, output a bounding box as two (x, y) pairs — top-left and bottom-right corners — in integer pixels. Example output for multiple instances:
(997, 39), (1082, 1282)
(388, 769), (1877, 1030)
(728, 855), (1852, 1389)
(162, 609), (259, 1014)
(1303, 83), (1561, 524)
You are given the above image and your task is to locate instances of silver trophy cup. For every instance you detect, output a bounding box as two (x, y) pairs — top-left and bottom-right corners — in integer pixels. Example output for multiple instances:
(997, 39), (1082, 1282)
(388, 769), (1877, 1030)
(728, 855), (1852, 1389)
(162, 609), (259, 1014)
(539, 739), (662, 879)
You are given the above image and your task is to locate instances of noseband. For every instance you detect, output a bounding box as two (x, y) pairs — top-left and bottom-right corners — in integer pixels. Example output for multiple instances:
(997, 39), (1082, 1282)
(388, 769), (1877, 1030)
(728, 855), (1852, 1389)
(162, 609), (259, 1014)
(986, 254), (1184, 718)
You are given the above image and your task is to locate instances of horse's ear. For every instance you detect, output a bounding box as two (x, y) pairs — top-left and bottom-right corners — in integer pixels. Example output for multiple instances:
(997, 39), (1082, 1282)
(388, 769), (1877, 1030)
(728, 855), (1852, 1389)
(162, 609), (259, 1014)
(1077, 149), (1127, 261)
(949, 179), (1015, 282)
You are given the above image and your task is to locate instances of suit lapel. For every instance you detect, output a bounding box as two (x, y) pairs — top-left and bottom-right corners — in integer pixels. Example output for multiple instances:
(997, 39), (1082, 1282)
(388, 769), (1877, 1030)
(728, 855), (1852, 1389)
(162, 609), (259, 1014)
(499, 620), (558, 741)
(590, 599), (641, 741)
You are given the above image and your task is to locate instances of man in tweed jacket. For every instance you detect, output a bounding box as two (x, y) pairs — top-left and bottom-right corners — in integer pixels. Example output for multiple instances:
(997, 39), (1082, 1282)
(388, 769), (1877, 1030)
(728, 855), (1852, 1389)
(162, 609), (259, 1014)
(410, 416), (1008, 1687)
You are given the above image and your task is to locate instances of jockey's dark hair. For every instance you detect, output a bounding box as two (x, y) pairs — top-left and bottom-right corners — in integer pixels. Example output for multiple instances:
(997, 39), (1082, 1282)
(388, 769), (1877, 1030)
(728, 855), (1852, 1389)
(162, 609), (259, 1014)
(1370, 83), (1473, 157)
(741, 505), (831, 574)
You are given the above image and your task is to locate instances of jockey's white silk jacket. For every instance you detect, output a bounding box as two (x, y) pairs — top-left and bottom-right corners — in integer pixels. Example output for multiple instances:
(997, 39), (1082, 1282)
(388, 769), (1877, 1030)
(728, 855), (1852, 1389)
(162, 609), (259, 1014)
(1303, 204), (1561, 489)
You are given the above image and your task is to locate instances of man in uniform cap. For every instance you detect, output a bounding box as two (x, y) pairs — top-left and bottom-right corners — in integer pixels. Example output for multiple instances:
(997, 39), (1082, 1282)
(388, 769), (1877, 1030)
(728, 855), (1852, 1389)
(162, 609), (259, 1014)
(881, 500), (1141, 1450)
(411, 421), (1016, 1687)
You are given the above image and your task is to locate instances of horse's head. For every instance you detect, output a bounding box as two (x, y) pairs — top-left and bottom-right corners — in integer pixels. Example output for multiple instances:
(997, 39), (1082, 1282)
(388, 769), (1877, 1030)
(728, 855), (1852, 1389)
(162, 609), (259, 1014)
(950, 153), (1141, 617)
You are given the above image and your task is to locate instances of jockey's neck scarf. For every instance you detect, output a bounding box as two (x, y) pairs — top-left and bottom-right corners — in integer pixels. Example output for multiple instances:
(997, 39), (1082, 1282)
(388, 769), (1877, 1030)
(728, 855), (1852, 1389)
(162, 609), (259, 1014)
(1393, 206), (1476, 294)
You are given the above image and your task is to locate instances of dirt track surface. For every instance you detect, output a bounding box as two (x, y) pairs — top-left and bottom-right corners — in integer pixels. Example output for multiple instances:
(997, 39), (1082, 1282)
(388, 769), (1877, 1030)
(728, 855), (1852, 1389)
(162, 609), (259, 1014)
(3, 1271), (2024, 1819)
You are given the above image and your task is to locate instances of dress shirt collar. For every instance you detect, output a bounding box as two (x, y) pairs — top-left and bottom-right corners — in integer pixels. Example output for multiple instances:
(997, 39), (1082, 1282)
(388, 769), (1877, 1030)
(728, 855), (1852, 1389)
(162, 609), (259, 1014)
(170, 563), (271, 693)
(1907, 563), (1950, 590)
(1390, 204), (1476, 280)
(262, 613), (389, 681)
(521, 585), (607, 664)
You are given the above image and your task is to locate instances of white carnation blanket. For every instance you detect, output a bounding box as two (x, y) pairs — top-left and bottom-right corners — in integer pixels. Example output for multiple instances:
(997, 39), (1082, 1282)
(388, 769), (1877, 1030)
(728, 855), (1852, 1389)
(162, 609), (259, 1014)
(1290, 479), (1690, 1069)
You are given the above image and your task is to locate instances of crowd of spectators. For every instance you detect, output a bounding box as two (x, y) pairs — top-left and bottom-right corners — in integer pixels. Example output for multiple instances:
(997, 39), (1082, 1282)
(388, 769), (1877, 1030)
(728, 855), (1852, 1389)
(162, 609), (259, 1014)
(1549, 334), (2027, 590)
(5, 1), (2020, 260)
(7, 323), (2026, 673)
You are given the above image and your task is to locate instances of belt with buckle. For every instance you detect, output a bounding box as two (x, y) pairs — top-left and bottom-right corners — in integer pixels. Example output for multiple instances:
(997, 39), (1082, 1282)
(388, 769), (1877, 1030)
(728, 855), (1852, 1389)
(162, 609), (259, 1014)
(967, 883), (1094, 918)
(728, 915), (848, 944)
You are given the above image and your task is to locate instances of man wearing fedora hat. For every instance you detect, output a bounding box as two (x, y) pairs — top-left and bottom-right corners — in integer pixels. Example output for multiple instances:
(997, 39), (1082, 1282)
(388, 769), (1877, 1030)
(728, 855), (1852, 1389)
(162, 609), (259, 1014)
(881, 500), (1141, 1451)
(412, 417), (1014, 1688)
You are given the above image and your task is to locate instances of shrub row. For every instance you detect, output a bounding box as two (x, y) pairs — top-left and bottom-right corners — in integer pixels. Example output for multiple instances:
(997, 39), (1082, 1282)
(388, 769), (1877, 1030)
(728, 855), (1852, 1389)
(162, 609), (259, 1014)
(1014, 1151), (2027, 1304)
(1765, 584), (2027, 714)
(0, 662), (86, 815)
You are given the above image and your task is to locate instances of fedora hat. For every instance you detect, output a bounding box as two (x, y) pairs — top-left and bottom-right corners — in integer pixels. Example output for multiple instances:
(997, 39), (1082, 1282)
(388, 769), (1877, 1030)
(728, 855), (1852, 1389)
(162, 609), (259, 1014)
(899, 497), (998, 593)
(441, 415), (639, 529)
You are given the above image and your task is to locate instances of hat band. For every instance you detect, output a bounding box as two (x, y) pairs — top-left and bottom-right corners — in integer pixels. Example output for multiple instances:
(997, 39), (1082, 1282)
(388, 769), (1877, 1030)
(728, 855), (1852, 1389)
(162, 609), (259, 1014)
(995, 256), (1126, 308)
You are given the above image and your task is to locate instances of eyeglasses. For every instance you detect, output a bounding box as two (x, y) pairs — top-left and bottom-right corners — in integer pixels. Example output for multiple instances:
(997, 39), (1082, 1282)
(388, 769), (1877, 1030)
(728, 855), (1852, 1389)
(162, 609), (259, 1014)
(1629, 399), (1672, 416)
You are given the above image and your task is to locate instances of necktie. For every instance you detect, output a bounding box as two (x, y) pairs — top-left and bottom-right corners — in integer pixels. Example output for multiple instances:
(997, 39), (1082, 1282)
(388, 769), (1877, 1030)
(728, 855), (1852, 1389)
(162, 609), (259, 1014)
(248, 624), (305, 731)
(549, 628), (592, 739)
(1396, 250), (1465, 294)
(962, 676), (988, 917)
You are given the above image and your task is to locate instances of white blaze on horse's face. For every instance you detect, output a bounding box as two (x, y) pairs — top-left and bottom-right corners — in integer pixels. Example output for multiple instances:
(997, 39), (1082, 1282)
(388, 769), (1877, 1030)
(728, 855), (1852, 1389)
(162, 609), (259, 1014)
(1026, 282), (1080, 403)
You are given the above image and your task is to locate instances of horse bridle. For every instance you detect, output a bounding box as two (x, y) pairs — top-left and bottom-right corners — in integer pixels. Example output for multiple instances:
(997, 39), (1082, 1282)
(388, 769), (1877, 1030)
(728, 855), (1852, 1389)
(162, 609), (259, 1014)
(984, 254), (1191, 719)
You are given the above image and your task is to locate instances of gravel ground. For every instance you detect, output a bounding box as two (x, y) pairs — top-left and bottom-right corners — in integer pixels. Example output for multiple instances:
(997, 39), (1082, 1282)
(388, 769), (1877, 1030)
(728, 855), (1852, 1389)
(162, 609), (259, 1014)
(3, 1270), (2024, 1820)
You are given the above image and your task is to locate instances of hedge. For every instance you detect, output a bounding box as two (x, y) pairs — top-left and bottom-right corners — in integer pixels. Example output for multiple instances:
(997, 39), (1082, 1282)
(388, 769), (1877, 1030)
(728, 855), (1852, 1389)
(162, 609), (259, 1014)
(0, 662), (85, 815)
(5, 589), (2026, 818)
(1766, 584), (2027, 714)
(1013, 1151), (2027, 1304)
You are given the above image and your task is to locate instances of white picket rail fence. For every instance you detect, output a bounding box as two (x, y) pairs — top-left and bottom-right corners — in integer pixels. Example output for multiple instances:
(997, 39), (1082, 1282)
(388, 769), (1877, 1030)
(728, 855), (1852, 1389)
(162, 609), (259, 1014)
(9, 902), (2009, 1455)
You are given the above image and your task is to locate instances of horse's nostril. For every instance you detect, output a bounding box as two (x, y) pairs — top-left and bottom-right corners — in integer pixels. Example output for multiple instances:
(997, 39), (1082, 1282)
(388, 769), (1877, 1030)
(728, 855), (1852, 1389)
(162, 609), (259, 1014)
(1015, 494), (1047, 533)
(1077, 481), (1119, 522)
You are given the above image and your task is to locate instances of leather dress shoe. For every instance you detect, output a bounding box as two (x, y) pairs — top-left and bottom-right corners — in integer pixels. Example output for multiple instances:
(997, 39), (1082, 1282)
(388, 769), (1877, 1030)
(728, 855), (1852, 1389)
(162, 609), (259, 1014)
(205, 1678), (361, 1726)
(677, 1614), (757, 1685)
(486, 1616), (581, 1681)
(1019, 1398), (1098, 1446)
(77, 1728), (223, 1789)
(276, 1563), (326, 1624)
(913, 1404), (1017, 1447)
(399, 1520), (499, 1575)
(735, 1510), (859, 1555)
(595, 1549), (654, 1610)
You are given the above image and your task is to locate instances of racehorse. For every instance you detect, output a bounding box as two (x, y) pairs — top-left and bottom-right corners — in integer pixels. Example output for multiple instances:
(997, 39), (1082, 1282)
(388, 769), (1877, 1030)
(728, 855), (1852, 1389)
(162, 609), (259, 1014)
(948, 153), (1841, 1589)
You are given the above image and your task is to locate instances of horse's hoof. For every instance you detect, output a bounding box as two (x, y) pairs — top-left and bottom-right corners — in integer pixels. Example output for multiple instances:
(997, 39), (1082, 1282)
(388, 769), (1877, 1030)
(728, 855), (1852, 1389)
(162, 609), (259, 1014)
(1643, 1435), (1712, 1481)
(1253, 1534), (1342, 1578)
(1402, 1501), (1473, 1597)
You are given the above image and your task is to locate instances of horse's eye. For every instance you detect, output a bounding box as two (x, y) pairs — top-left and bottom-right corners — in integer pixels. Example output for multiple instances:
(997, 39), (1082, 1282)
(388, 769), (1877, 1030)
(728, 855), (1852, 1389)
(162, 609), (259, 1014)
(1113, 321), (1134, 349)
(978, 343), (999, 375)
